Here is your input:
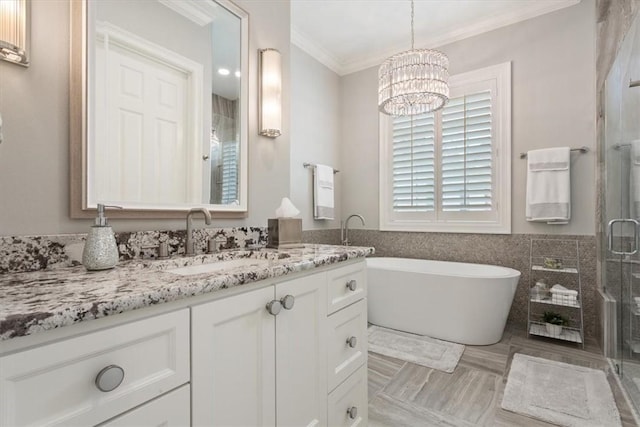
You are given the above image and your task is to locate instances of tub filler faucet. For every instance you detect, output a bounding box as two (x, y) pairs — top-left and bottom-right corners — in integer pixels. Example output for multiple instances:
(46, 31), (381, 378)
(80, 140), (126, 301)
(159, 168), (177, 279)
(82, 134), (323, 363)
(341, 214), (365, 246)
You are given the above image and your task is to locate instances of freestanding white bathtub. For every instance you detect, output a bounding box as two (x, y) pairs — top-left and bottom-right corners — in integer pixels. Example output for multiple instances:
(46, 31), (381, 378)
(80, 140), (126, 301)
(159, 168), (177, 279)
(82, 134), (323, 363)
(367, 257), (521, 345)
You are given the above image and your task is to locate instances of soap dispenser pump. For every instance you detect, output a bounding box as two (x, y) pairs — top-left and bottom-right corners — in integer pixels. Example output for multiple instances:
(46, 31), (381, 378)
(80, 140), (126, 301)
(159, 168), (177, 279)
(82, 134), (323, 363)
(82, 204), (122, 271)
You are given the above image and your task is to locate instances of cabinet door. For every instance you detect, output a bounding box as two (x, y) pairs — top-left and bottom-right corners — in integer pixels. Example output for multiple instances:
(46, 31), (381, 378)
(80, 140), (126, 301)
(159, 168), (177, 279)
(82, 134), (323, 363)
(276, 274), (328, 427)
(99, 385), (190, 427)
(192, 287), (276, 427)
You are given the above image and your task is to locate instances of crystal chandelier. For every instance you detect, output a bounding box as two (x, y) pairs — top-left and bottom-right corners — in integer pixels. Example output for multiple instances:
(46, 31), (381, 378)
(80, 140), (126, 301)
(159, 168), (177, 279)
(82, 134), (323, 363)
(378, 0), (449, 116)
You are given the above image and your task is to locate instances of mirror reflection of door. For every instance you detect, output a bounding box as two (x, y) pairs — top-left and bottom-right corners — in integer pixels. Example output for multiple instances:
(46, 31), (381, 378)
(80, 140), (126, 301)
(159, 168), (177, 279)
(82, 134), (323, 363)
(88, 0), (242, 209)
(94, 24), (194, 205)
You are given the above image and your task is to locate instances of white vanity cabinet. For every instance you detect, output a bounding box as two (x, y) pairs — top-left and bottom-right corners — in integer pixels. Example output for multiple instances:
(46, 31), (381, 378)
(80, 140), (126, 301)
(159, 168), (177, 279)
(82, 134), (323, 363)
(192, 273), (328, 426)
(0, 258), (368, 427)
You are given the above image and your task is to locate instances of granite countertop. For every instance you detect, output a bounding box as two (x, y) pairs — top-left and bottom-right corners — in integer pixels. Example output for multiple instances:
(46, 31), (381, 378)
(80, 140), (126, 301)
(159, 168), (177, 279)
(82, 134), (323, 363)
(0, 244), (374, 341)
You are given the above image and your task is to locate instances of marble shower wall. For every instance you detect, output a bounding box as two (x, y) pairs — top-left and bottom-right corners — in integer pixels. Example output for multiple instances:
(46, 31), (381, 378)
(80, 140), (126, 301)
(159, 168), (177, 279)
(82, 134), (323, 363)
(343, 230), (598, 341)
(0, 227), (268, 274)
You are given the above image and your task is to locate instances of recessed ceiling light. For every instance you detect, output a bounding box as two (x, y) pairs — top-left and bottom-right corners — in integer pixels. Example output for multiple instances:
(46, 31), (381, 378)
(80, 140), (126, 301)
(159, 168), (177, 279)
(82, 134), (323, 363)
(218, 68), (230, 76)
(235, 70), (241, 78)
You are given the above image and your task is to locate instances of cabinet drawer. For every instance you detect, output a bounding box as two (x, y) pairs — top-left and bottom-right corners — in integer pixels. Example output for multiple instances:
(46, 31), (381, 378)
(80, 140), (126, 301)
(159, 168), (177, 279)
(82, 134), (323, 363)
(327, 299), (367, 392)
(327, 261), (366, 315)
(0, 309), (190, 427)
(328, 365), (368, 427)
(99, 384), (190, 427)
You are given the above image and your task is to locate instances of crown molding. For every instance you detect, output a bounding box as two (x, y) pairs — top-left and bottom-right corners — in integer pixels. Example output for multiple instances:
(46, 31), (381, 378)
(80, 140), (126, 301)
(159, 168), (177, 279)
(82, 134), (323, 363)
(292, 0), (581, 76)
(157, 0), (219, 26)
(291, 28), (343, 75)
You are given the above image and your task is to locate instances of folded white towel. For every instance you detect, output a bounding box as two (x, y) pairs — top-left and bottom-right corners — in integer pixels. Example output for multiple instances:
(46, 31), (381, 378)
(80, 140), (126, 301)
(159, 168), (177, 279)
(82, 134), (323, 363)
(313, 164), (335, 220)
(526, 147), (571, 224)
(630, 140), (640, 218)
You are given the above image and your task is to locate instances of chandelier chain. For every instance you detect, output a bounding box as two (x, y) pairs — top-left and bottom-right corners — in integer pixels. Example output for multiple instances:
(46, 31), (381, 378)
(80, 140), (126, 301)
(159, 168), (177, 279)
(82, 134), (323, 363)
(411, 0), (414, 50)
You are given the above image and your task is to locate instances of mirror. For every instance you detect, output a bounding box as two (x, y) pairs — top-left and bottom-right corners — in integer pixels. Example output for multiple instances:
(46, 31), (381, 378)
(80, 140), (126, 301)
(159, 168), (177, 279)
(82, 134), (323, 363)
(70, 0), (248, 218)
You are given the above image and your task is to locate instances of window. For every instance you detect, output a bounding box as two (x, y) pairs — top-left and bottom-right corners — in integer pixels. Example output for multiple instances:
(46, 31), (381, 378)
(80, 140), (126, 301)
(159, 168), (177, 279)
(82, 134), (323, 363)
(379, 62), (511, 233)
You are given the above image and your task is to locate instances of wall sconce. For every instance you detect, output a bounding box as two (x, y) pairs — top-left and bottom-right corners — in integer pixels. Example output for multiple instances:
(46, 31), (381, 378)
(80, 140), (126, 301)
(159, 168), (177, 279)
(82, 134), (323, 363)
(0, 0), (29, 66)
(258, 48), (282, 138)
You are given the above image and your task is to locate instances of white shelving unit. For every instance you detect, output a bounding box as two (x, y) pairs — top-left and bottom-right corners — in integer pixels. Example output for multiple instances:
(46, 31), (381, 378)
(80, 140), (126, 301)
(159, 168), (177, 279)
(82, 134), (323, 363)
(527, 239), (584, 347)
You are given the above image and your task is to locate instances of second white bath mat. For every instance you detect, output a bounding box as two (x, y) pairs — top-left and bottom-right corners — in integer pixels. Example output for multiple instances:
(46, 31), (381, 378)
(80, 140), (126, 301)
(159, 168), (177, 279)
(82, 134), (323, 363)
(502, 354), (621, 427)
(367, 325), (465, 373)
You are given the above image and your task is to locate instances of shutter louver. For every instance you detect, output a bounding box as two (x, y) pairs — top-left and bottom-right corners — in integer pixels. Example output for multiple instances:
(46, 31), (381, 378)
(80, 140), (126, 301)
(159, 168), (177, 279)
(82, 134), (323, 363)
(220, 140), (239, 204)
(392, 113), (435, 212)
(441, 91), (493, 212)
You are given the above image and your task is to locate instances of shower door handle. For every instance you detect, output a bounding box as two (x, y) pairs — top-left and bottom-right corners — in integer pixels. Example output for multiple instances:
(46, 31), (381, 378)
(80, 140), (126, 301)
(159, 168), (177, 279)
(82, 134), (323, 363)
(607, 218), (640, 255)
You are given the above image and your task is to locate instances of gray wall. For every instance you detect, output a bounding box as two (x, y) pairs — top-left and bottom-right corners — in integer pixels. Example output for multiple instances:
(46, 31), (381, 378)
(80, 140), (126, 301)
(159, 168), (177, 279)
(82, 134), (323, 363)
(340, 0), (597, 236)
(0, 0), (291, 236)
(290, 45), (342, 230)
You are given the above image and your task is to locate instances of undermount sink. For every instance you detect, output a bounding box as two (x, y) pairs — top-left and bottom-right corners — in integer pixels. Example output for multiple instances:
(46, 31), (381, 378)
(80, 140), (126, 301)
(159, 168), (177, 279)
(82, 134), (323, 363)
(165, 258), (270, 276)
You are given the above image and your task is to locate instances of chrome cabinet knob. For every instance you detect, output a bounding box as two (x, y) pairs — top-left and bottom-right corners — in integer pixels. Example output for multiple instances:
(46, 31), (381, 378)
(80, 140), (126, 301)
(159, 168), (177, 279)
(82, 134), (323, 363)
(346, 280), (357, 292)
(346, 336), (358, 348)
(280, 294), (295, 310)
(266, 300), (282, 315)
(347, 406), (358, 420)
(95, 365), (125, 392)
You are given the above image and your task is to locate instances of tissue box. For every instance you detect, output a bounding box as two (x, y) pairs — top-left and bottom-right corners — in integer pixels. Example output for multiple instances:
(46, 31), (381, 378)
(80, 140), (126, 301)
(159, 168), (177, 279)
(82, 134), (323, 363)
(267, 218), (303, 249)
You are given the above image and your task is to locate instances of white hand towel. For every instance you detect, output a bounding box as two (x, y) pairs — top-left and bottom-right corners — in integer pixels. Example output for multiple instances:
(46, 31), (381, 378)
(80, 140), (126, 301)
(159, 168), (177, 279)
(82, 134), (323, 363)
(630, 140), (640, 218)
(526, 147), (571, 224)
(314, 164), (334, 220)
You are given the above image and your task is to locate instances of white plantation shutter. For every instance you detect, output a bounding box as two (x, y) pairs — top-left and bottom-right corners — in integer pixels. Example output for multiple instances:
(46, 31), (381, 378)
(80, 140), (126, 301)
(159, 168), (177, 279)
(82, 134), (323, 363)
(380, 62), (511, 234)
(441, 91), (493, 212)
(392, 113), (435, 212)
(220, 141), (238, 204)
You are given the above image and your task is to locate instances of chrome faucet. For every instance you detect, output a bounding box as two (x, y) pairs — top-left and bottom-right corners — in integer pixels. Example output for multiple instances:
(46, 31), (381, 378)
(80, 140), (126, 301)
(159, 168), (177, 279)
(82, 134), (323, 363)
(341, 214), (365, 246)
(185, 208), (212, 255)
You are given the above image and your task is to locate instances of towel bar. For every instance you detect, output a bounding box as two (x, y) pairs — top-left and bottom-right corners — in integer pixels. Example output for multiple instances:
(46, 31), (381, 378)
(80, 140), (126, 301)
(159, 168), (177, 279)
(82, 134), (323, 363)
(303, 163), (339, 174)
(519, 147), (589, 159)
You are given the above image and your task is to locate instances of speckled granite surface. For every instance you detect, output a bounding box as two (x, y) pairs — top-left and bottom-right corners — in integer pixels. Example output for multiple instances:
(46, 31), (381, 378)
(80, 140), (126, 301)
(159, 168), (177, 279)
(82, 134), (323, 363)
(0, 244), (373, 341)
(0, 227), (268, 274)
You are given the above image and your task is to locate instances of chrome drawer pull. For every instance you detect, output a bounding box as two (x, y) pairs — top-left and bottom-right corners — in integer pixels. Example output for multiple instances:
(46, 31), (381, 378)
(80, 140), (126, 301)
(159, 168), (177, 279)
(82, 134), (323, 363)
(346, 280), (357, 292)
(280, 294), (295, 310)
(266, 300), (282, 315)
(346, 336), (358, 348)
(95, 365), (125, 392)
(347, 406), (358, 419)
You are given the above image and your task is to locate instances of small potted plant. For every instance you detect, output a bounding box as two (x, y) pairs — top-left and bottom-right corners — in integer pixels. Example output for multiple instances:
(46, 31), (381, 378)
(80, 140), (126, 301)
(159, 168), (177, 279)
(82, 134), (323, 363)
(542, 311), (568, 336)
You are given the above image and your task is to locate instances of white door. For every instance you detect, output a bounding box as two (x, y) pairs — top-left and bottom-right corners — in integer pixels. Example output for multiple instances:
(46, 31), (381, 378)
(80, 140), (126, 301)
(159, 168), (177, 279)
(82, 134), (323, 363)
(275, 274), (328, 427)
(94, 38), (193, 205)
(191, 287), (276, 426)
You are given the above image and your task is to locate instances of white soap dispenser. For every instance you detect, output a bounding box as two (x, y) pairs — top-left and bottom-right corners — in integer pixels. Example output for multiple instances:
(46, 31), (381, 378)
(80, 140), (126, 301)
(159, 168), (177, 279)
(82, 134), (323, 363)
(82, 204), (122, 271)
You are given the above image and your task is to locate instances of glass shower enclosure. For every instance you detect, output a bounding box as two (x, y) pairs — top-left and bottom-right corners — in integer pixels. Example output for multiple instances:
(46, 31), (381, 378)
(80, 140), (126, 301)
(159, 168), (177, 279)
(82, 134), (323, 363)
(603, 10), (640, 415)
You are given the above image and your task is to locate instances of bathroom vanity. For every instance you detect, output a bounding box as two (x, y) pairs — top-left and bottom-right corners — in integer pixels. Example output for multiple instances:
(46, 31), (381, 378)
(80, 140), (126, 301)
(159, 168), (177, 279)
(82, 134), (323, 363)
(0, 245), (372, 427)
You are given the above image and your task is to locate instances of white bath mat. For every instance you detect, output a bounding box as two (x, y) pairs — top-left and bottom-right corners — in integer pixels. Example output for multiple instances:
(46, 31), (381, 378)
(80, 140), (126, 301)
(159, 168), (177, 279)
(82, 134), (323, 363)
(367, 325), (465, 373)
(501, 354), (621, 427)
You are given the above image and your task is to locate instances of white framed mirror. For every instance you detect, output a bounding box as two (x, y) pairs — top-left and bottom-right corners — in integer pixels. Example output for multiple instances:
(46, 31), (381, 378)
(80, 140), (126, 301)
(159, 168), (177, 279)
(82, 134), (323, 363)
(70, 0), (248, 219)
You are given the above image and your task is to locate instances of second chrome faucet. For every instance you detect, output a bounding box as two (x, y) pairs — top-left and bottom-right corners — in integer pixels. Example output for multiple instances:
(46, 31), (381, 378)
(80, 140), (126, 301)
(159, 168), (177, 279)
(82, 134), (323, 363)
(341, 214), (365, 246)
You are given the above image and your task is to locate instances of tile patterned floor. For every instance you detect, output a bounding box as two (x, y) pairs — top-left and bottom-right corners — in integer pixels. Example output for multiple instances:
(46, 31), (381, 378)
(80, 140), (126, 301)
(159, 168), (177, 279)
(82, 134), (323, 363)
(368, 327), (639, 426)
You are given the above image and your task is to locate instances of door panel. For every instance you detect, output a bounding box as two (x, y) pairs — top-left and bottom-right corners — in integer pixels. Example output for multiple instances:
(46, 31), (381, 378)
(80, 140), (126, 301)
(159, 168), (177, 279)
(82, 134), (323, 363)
(276, 274), (328, 427)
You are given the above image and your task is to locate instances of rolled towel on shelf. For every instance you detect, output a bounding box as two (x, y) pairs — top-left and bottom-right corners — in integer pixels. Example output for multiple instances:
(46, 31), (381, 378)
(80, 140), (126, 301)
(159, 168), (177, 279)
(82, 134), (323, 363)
(550, 284), (578, 304)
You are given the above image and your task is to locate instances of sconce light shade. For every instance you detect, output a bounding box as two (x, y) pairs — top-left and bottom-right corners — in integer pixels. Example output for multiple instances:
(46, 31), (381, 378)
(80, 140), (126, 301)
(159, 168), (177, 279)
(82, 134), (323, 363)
(0, 0), (29, 66)
(258, 48), (282, 138)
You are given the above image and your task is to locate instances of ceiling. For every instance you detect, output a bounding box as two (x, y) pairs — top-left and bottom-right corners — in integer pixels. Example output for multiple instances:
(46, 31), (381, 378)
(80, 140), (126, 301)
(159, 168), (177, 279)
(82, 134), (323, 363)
(291, 0), (581, 76)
